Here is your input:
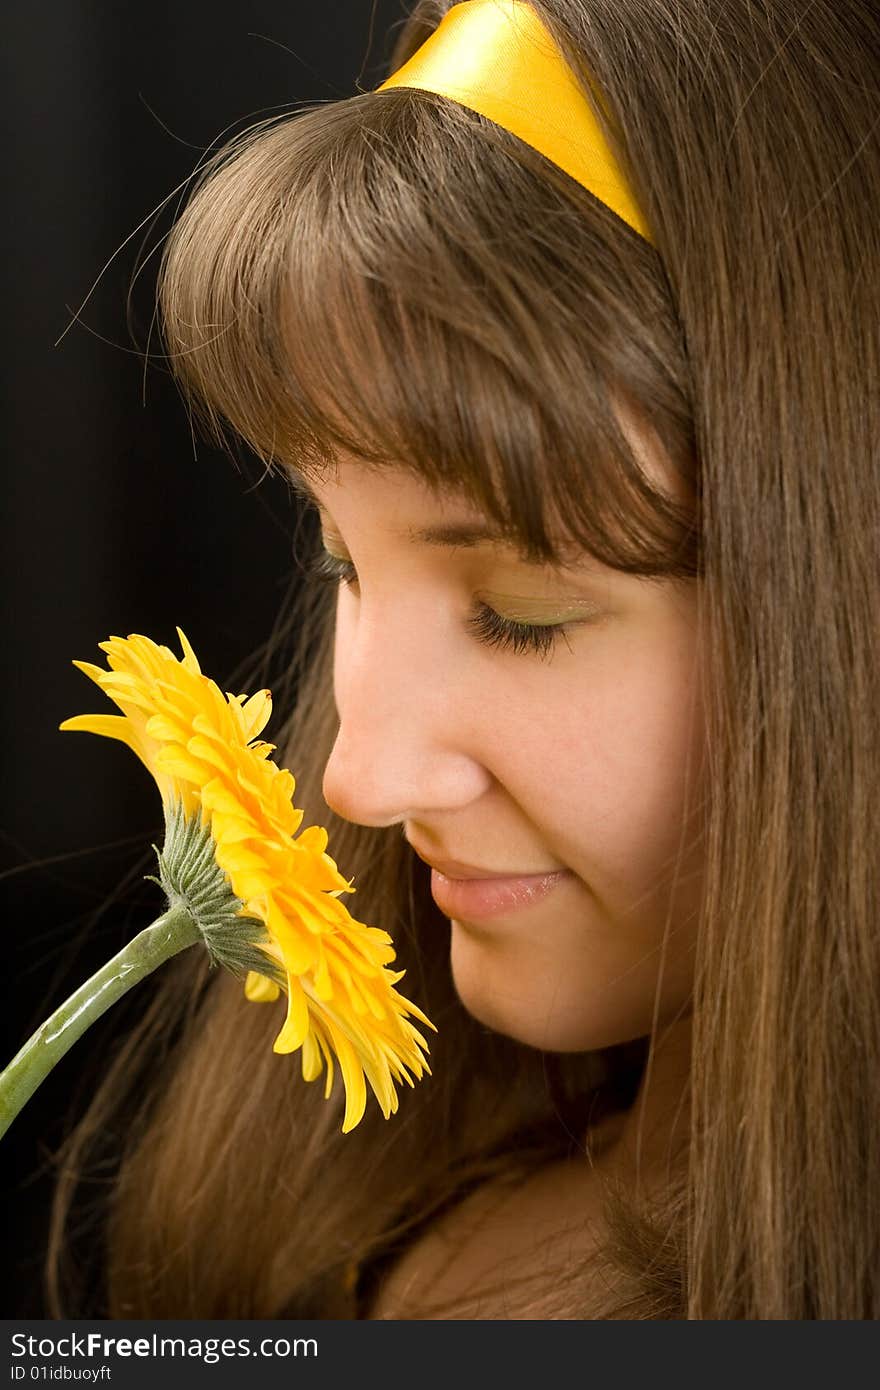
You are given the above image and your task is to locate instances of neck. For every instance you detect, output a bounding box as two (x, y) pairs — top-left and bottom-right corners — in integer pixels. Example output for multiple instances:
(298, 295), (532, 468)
(588, 1014), (693, 1194)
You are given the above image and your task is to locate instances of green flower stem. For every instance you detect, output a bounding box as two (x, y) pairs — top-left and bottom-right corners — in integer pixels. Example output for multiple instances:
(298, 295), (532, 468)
(0, 903), (201, 1142)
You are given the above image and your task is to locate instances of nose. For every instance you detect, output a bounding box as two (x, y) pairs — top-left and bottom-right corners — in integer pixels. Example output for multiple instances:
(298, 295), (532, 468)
(321, 604), (491, 829)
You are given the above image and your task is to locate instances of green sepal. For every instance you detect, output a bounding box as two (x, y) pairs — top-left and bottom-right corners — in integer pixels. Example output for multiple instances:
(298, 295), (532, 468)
(149, 798), (287, 990)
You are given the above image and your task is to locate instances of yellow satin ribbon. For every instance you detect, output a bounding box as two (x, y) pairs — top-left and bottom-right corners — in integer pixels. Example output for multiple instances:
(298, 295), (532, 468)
(376, 0), (652, 245)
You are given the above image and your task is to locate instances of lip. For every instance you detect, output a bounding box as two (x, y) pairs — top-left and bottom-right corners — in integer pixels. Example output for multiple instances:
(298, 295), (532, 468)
(429, 867), (571, 920)
(406, 842), (572, 920)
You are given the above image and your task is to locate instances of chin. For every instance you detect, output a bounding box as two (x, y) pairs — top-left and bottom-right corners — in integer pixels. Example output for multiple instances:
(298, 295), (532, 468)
(448, 931), (620, 1052)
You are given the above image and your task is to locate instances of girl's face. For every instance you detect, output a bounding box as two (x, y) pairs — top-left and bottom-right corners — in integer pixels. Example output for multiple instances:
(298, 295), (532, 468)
(304, 437), (705, 1054)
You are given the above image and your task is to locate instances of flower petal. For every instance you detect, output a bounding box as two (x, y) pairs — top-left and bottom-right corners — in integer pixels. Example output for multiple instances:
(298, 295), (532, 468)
(272, 975), (311, 1052)
(244, 970), (280, 1002)
(174, 626), (202, 674)
(239, 688), (273, 742)
(59, 713), (139, 748)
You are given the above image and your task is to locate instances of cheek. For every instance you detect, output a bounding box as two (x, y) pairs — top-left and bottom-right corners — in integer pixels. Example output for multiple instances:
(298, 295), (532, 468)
(524, 632), (704, 898)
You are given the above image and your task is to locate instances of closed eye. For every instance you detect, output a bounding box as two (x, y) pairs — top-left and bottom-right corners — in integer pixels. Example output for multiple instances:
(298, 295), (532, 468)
(305, 549), (577, 661)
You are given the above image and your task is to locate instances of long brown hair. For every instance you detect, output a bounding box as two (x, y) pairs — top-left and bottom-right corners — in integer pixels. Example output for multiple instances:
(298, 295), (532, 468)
(46, 0), (880, 1317)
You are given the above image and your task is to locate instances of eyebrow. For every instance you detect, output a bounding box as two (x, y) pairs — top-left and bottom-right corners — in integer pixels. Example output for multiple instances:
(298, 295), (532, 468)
(409, 520), (508, 546)
(285, 467), (511, 548)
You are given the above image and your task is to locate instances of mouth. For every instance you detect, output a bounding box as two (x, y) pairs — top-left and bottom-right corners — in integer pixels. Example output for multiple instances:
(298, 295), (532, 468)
(428, 867), (572, 920)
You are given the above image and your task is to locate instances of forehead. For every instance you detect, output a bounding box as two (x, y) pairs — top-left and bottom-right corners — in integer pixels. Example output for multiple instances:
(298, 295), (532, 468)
(289, 459), (502, 534)
(286, 459), (597, 572)
(284, 394), (690, 568)
(293, 387), (686, 501)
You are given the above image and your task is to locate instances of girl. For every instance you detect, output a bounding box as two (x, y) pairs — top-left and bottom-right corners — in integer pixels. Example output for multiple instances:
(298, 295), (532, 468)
(47, 0), (880, 1318)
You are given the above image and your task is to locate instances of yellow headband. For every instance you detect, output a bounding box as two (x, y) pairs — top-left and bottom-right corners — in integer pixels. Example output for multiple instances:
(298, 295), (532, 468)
(376, 0), (652, 245)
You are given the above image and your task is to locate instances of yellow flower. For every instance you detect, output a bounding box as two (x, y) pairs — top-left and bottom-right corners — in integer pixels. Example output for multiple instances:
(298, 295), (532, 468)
(60, 629), (435, 1132)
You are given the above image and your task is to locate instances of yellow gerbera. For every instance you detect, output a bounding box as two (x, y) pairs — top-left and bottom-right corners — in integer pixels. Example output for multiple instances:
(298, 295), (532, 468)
(60, 628), (435, 1132)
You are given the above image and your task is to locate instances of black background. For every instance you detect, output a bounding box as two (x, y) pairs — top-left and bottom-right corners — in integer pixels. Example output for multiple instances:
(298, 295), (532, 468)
(2, 0), (407, 1317)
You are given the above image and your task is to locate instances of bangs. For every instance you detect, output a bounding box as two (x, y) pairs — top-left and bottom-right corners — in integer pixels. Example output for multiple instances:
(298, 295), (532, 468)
(159, 88), (699, 578)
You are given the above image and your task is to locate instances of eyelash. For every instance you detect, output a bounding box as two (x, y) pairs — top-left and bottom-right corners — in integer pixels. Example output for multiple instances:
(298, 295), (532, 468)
(306, 550), (574, 659)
